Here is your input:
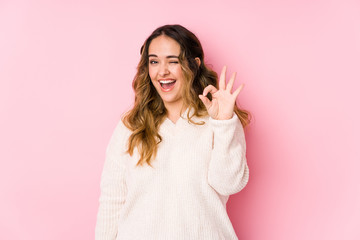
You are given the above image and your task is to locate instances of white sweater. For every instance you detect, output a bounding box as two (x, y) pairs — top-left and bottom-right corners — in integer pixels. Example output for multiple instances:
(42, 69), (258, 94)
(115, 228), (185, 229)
(95, 107), (249, 240)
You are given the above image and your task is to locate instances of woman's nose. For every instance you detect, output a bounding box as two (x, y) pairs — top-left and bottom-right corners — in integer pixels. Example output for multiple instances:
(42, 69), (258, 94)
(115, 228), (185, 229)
(159, 63), (170, 77)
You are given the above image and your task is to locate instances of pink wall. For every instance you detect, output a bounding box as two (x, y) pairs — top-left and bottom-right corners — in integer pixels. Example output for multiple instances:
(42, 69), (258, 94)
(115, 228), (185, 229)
(1, 0), (359, 239)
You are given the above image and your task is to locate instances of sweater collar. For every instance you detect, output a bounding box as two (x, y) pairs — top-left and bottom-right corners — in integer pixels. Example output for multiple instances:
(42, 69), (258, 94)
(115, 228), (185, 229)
(162, 107), (193, 127)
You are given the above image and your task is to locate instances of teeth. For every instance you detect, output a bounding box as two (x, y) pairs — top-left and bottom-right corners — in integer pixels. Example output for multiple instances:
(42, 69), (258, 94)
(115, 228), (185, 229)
(159, 80), (176, 84)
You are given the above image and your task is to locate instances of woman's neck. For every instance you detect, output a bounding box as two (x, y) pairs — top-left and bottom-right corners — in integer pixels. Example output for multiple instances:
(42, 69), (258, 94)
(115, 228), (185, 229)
(165, 101), (187, 124)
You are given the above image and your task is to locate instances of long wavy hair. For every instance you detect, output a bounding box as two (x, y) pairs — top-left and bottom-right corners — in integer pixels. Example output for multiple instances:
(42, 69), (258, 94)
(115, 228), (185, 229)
(122, 24), (251, 167)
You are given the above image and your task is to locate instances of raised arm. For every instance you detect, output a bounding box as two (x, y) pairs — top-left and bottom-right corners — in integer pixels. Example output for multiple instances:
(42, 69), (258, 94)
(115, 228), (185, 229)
(207, 114), (249, 196)
(199, 66), (249, 196)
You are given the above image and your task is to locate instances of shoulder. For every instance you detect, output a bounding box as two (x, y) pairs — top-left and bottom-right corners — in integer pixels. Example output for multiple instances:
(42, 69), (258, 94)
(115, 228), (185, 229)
(106, 117), (132, 155)
(114, 117), (131, 135)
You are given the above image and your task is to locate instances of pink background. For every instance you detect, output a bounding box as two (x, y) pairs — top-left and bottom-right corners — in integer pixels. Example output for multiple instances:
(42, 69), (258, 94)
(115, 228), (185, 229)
(1, 0), (359, 239)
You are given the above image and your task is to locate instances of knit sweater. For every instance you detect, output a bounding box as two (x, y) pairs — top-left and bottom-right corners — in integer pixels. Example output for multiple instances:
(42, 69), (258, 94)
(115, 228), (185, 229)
(95, 107), (249, 240)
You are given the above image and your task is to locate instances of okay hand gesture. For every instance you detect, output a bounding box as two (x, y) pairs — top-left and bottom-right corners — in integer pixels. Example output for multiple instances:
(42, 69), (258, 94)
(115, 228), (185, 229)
(199, 66), (244, 120)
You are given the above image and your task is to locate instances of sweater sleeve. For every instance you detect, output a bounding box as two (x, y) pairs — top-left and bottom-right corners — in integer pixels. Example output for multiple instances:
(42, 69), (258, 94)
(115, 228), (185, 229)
(207, 113), (249, 196)
(95, 120), (129, 240)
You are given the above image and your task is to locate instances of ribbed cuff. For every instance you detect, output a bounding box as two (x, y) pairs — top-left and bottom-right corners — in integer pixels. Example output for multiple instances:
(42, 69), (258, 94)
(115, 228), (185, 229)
(209, 112), (237, 127)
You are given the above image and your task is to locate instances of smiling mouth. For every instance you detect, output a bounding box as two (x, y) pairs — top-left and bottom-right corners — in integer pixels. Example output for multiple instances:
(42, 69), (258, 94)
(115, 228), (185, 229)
(159, 79), (176, 91)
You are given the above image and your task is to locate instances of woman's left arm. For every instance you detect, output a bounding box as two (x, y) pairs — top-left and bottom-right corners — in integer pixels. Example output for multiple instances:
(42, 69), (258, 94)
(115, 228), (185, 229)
(207, 114), (249, 196)
(199, 65), (249, 196)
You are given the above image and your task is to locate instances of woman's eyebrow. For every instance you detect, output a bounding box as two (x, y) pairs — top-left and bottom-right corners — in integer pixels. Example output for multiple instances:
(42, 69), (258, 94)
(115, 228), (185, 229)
(148, 54), (179, 58)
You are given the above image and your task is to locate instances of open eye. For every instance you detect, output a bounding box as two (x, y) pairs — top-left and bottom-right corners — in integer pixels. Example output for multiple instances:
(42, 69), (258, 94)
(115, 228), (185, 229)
(149, 60), (158, 64)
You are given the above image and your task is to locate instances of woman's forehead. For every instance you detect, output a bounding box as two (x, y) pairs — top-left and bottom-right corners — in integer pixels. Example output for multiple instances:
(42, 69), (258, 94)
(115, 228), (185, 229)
(148, 35), (181, 57)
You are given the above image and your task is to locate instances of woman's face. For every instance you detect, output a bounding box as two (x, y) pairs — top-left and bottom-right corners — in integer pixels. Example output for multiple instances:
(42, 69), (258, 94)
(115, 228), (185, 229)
(148, 35), (185, 110)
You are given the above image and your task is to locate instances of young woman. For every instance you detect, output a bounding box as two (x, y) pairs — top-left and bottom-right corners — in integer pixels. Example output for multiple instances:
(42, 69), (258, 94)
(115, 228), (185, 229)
(95, 24), (250, 240)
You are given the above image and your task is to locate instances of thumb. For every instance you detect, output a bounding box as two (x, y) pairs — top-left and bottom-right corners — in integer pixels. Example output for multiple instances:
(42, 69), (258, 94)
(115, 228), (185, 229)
(199, 94), (212, 109)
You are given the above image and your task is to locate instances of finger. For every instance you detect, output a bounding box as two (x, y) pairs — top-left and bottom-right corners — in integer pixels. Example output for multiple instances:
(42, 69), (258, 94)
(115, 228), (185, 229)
(219, 66), (227, 90)
(232, 83), (244, 99)
(226, 72), (237, 92)
(199, 94), (212, 109)
(202, 85), (218, 96)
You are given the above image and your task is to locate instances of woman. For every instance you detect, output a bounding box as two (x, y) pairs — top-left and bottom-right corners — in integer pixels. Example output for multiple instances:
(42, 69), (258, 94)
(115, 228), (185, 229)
(95, 24), (250, 240)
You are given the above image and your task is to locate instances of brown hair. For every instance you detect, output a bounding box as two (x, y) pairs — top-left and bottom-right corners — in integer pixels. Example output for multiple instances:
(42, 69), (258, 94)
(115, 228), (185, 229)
(122, 24), (250, 167)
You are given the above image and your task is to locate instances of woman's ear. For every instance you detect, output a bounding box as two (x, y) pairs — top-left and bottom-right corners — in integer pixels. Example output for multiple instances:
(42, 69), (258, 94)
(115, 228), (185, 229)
(195, 57), (201, 67)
